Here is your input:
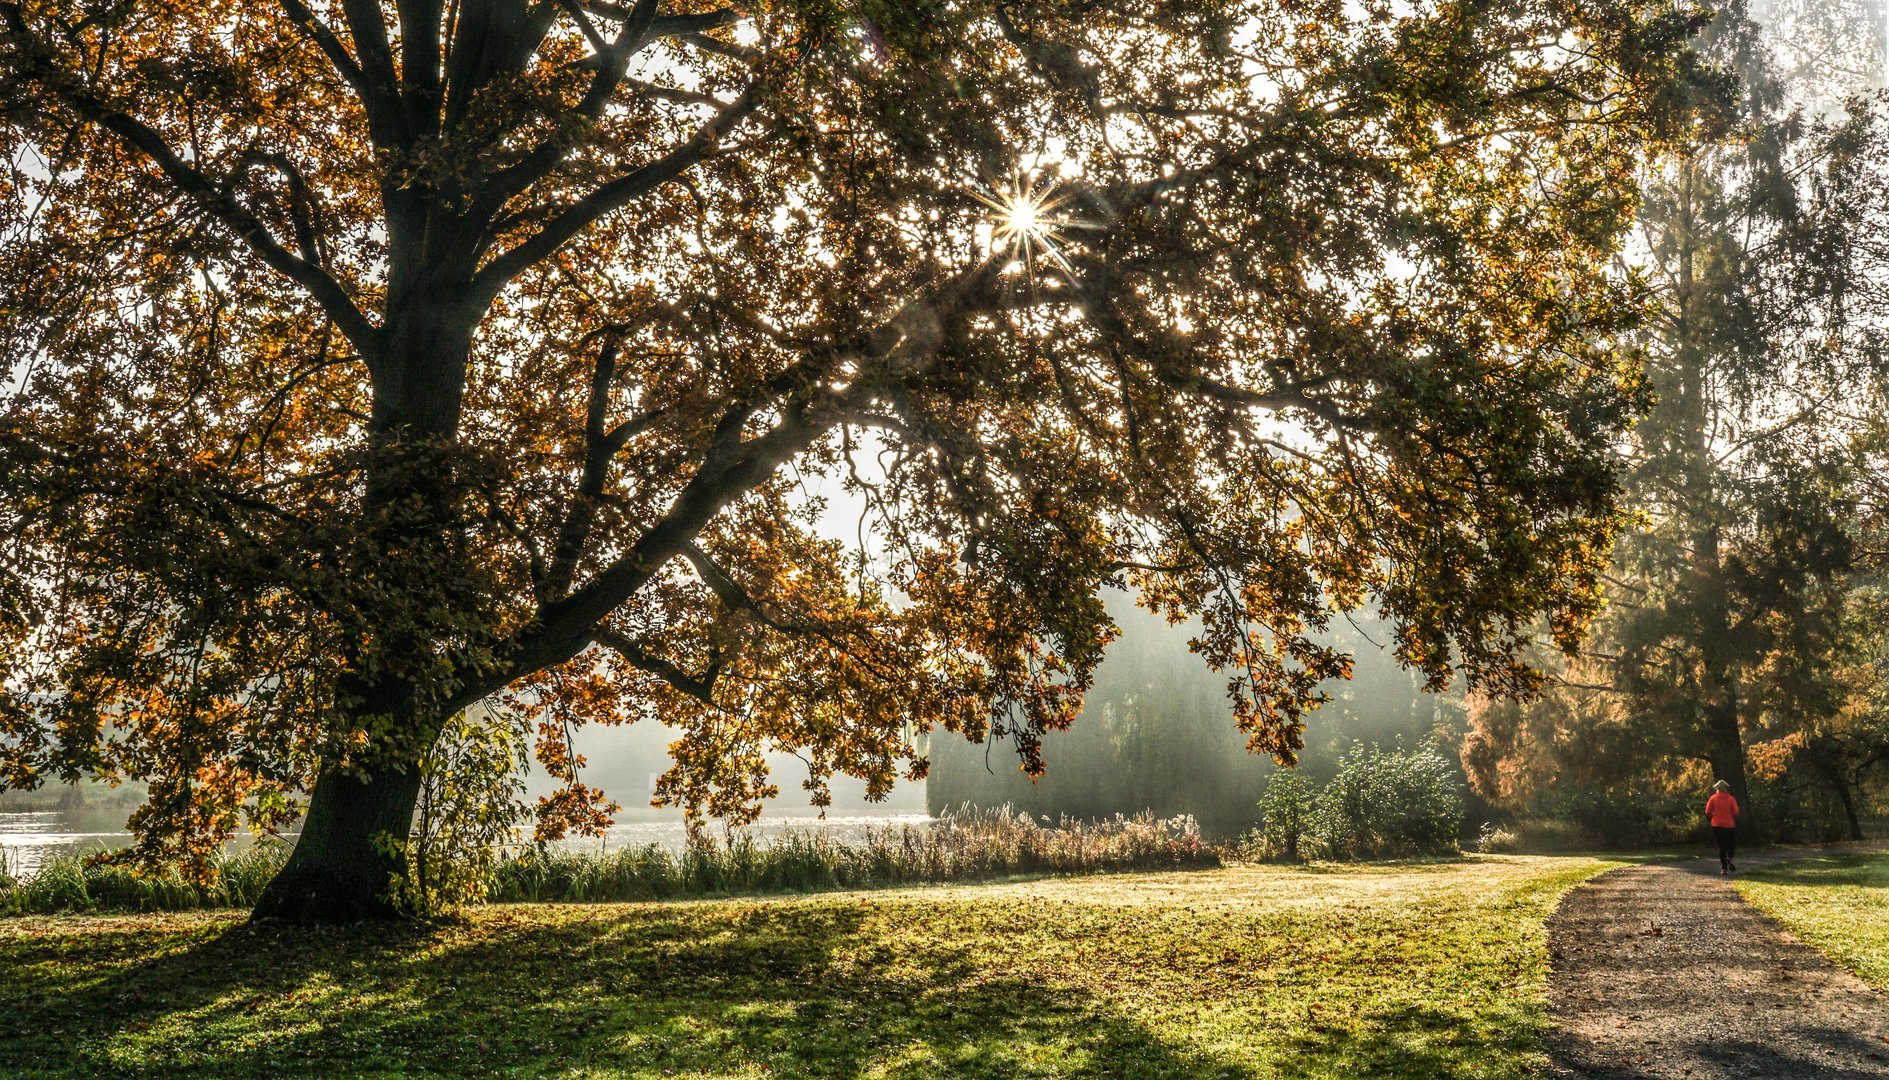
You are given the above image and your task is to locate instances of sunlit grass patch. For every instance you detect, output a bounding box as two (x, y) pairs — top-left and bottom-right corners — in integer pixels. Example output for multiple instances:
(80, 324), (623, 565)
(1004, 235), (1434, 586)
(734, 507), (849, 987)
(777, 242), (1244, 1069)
(1735, 852), (1889, 990)
(0, 854), (1626, 1079)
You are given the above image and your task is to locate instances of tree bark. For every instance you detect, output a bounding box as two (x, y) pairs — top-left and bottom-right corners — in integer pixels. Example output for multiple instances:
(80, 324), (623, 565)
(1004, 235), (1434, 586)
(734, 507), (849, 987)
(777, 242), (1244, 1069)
(1704, 699), (1756, 843)
(251, 760), (425, 921)
(252, 301), (474, 922)
(1828, 767), (1863, 842)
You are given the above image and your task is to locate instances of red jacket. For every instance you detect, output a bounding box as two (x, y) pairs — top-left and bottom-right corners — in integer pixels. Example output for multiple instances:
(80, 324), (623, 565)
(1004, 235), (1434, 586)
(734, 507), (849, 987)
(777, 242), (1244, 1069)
(1706, 791), (1740, 829)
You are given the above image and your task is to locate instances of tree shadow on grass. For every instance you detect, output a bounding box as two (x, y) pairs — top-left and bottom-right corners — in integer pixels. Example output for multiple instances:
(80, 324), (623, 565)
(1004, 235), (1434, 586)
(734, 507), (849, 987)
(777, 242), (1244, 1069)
(1268, 999), (1550, 1080)
(1741, 851), (1889, 886)
(1, 895), (1567, 1080)
(1, 905), (1244, 1079)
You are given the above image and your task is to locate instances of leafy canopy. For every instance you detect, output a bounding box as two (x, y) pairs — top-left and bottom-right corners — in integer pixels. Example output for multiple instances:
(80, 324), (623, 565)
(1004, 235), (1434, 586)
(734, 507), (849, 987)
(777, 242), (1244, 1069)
(0, 0), (1698, 868)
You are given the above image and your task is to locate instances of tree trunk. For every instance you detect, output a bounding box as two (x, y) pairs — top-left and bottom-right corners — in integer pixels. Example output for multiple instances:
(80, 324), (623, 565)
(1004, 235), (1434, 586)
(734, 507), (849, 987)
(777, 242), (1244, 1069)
(252, 760), (426, 922)
(249, 293), (480, 922)
(1704, 701), (1755, 842)
(1829, 768), (1863, 842)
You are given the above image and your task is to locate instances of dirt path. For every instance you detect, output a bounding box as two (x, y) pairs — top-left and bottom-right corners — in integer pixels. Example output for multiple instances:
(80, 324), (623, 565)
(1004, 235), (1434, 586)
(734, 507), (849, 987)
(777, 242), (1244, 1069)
(1547, 852), (1889, 1078)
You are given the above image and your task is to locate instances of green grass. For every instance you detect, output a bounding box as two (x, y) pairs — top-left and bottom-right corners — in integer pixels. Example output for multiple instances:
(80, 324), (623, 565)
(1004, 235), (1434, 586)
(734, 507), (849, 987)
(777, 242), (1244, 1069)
(0, 843), (289, 916)
(0, 854), (1625, 1079)
(1735, 851), (1889, 991)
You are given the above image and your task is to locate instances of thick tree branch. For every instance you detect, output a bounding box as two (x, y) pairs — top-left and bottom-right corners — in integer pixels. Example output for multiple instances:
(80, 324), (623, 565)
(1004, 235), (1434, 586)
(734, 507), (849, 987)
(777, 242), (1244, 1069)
(498, 402), (824, 684)
(475, 0), (660, 210)
(236, 150), (326, 265)
(94, 112), (379, 350)
(340, 0), (406, 139)
(470, 81), (764, 305)
(542, 330), (629, 601)
(0, 15), (381, 351)
(679, 541), (817, 634)
(277, 0), (374, 105)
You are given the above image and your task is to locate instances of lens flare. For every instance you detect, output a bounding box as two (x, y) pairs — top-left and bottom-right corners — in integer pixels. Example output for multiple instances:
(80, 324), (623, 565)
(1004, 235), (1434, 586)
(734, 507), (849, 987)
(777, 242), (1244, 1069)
(1003, 196), (1045, 241)
(974, 173), (1081, 276)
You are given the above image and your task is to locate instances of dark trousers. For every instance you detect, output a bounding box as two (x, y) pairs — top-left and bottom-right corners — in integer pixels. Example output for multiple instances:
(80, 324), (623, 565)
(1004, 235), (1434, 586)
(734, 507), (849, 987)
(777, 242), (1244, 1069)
(1713, 826), (1736, 869)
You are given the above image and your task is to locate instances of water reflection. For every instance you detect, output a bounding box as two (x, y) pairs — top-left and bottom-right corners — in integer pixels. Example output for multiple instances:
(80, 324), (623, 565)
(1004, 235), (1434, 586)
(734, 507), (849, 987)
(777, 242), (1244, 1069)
(0, 810), (135, 878)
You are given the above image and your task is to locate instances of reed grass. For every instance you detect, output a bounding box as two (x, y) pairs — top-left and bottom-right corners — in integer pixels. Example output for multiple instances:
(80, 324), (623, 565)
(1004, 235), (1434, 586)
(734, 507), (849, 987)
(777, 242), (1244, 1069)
(0, 842), (288, 916)
(1, 807), (1215, 914)
(492, 807), (1218, 902)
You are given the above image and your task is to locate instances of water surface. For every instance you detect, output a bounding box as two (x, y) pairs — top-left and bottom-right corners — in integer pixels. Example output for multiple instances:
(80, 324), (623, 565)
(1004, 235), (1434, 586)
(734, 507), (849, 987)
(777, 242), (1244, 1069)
(0, 807), (934, 879)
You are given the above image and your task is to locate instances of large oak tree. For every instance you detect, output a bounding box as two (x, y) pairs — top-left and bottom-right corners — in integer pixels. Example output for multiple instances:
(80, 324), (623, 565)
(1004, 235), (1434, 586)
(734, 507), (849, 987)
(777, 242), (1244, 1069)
(1, 0), (1696, 920)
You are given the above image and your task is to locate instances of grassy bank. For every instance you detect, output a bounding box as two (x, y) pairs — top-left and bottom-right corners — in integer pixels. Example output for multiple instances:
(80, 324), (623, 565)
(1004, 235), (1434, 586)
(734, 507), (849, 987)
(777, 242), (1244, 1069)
(2, 810), (1216, 915)
(1735, 851), (1889, 991)
(493, 809), (1217, 903)
(0, 844), (286, 916)
(0, 854), (1624, 1079)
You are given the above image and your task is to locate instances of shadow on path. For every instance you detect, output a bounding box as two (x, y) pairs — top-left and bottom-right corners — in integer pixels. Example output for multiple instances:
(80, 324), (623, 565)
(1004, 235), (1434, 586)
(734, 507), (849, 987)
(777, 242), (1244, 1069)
(1546, 850), (1889, 1079)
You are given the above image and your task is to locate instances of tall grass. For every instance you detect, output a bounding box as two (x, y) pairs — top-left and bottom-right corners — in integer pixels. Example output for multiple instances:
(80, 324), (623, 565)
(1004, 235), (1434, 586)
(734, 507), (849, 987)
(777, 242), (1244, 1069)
(492, 807), (1218, 903)
(0, 808), (1217, 914)
(0, 843), (289, 916)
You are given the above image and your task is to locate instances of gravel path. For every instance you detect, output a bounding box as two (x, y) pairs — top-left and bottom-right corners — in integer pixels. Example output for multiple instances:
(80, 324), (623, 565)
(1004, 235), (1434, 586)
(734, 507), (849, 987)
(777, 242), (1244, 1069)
(1547, 852), (1889, 1078)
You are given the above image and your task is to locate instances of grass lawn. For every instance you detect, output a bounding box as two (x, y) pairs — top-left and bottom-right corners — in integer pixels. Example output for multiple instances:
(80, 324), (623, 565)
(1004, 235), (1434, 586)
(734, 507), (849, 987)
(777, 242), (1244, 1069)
(1735, 851), (1889, 992)
(0, 854), (1625, 1079)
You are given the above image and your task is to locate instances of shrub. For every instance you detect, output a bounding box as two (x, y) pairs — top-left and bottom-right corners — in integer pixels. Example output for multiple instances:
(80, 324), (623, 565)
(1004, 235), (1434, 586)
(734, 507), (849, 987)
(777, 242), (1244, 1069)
(1255, 771), (1316, 861)
(1309, 742), (1464, 859)
(1475, 821), (1519, 853)
(386, 708), (531, 916)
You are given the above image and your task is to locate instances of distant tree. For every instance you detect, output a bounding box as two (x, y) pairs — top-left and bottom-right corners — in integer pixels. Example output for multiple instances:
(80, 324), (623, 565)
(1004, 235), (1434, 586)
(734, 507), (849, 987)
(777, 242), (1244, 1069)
(1463, 1), (1889, 839)
(926, 604), (1456, 829)
(0, 0), (1698, 920)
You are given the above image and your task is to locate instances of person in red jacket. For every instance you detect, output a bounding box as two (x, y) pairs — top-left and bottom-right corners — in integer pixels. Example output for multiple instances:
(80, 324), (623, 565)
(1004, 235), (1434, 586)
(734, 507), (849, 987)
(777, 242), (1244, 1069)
(1706, 780), (1740, 875)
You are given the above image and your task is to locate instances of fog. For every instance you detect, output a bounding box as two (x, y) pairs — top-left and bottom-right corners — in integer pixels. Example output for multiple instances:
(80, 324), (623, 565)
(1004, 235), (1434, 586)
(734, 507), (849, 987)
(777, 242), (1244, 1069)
(537, 589), (1461, 837)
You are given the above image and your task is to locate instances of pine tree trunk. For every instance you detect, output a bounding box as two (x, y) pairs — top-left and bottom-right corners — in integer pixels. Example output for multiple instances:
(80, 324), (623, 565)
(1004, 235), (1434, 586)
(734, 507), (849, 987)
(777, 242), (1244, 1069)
(252, 760), (425, 922)
(1704, 702), (1755, 842)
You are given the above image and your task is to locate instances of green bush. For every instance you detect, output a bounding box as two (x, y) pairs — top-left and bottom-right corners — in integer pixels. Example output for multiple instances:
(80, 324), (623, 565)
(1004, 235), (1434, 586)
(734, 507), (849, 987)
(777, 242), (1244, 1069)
(1255, 771), (1316, 861)
(386, 708), (531, 916)
(1475, 821), (1520, 853)
(1308, 743), (1464, 859)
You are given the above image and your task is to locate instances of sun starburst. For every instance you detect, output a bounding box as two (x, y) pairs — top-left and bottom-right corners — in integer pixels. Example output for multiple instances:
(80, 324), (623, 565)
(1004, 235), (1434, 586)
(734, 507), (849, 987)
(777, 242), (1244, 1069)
(973, 173), (1082, 277)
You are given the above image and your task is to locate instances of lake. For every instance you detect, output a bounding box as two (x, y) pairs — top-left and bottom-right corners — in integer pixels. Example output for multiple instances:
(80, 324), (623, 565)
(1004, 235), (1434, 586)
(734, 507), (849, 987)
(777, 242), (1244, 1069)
(0, 807), (936, 880)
